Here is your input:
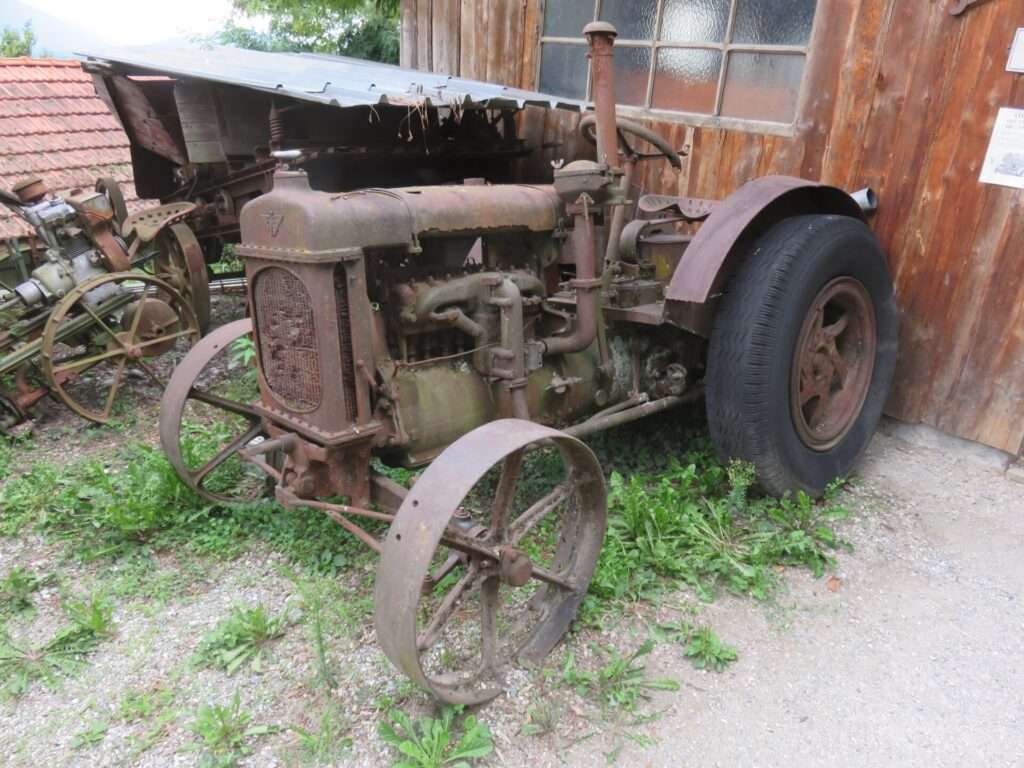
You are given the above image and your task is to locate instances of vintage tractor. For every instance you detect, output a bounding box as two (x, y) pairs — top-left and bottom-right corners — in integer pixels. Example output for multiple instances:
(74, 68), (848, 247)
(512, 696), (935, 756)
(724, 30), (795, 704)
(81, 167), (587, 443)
(159, 23), (898, 704)
(0, 176), (209, 432)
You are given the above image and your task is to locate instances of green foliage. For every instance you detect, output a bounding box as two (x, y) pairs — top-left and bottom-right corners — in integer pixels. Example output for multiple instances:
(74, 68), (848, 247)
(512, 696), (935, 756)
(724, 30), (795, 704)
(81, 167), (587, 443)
(562, 639), (679, 712)
(0, 435), (369, 574)
(683, 625), (738, 671)
(0, 567), (52, 615)
(216, 0), (399, 63)
(0, 595), (114, 697)
(71, 719), (109, 749)
(378, 706), (493, 768)
(194, 605), (289, 674)
(0, 437), (11, 476)
(187, 691), (274, 768)
(1, 22), (35, 58)
(289, 703), (352, 764)
(586, 457), (848, 612)
(520, 700), (560, 737)
(119, 684), (177, 754)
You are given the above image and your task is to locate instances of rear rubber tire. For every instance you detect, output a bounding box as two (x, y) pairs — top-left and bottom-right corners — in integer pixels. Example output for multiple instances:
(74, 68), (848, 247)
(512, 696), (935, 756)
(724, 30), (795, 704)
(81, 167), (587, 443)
(705, 214), (899, 496)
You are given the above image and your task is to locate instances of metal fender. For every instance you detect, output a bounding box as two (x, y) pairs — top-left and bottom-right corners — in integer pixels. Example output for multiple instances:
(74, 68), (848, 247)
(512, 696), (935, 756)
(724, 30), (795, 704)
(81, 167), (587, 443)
(664, 175), (865, 333)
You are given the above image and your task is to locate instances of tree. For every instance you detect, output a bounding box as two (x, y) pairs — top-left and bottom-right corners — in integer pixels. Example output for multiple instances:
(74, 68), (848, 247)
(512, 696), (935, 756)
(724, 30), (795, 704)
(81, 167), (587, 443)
(217, 0), (399, 63)
(1, 22), (36, 58)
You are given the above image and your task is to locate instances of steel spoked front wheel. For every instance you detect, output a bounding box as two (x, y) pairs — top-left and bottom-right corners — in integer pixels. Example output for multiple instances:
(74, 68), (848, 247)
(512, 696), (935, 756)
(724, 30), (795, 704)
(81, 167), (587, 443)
(41, 273), (200, 424)
(160, 318), (273, 504)
(375, 419), (607, 705)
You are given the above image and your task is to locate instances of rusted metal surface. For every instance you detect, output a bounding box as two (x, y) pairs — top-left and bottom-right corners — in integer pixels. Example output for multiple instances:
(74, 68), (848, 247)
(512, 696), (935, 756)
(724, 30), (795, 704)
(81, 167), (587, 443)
(154, 223), (210, 334)
(421, 0), (1024, 454)
(790, 278), (877, 451)
(159, 318), (269, 503)
(80, 45), (587, 113)
(39, 273), (199, 423)
(664, 176), (863, 308)
(374, 419), (606, 705)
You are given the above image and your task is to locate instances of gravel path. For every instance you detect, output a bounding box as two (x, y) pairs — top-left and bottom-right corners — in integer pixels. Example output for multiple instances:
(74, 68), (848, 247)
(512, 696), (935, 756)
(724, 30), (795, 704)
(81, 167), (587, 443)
(1, 421), (1021, 767)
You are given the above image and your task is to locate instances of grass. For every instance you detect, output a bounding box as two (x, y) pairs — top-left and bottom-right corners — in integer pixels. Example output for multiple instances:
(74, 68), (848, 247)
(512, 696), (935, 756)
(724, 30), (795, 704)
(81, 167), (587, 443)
(193, 605), (291, 675)
(0, 566), (53, 616)
(583, 454), (849, 616)
(654, 620), (739, 671)
(378, 706), (493, 768)
(287, 703), (353, 765)
(187, 691), (275, 768)
(0, 595), (114, 697)
(562, 639), (679, 713)
(119, 684), (177, 755)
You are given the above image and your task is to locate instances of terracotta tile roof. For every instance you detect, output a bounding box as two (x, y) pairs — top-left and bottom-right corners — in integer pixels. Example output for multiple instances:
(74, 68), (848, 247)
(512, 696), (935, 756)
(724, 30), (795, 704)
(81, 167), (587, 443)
(0, 58), (148, 240)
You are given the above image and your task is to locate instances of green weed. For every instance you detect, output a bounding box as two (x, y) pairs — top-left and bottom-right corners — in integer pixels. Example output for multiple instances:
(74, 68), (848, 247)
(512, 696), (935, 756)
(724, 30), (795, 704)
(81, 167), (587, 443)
(186, 691), (274, 768)
(194, 605), (289, 674)
(0, 595), (114, 697)
(288, 703), (352, 765)
(378, 706), (493, 768)
(119, 684), (177, 754)
(0, 566), (52, 615)
(562, 639), (679, 712)
(520, 700), (560, 737)
(683, 625), (738, 671)
(71, 719), (109, 749)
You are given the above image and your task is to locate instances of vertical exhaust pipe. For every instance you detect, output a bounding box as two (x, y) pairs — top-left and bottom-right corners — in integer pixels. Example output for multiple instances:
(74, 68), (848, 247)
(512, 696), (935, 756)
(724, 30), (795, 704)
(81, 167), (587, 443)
(850, 187), (879, 215)
(583, 21), (619, 170)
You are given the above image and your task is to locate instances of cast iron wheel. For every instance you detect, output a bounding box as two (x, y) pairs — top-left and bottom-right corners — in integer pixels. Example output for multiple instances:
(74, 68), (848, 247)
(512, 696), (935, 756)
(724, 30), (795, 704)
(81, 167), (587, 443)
(41, 273), (200, 424)
(705, 214), (898, 496)
(153, 223), (211, 334)
(160, 318), (273, 504)
(375, 419), (607, 705)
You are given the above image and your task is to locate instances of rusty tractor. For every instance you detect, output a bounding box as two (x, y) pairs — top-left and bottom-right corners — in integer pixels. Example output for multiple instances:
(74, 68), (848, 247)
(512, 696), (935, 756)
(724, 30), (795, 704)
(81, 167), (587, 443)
(0, 176), (209, 432)
(159, 23), (898, 704)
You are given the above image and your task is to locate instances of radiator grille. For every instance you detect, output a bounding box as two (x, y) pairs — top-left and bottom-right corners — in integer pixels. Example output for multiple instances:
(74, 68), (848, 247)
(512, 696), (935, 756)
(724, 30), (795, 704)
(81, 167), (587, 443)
(334, 265), (357, 422)
(254, 267), (322, 412)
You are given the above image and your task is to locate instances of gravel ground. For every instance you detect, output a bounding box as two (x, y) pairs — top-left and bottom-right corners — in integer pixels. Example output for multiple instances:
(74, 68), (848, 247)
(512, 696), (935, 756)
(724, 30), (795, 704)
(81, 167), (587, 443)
(2, 344), (1022, 767)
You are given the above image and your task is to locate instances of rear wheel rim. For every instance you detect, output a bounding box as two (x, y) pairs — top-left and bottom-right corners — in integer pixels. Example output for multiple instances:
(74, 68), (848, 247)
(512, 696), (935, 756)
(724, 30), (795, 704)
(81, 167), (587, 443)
(790, 277), (876, 451)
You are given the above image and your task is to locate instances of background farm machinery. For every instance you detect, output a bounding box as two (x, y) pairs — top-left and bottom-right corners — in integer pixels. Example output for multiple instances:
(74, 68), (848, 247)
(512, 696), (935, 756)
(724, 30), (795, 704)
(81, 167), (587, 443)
(0, 175), (208, 433)
(156, 23), (897, 704)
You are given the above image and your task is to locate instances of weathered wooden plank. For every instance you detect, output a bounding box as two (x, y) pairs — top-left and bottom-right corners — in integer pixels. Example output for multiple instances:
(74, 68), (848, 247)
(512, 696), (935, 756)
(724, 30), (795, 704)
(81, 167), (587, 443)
(431, 0), (460, 75)
(416, 0), (433, 71)
(400, 0), (418, 69)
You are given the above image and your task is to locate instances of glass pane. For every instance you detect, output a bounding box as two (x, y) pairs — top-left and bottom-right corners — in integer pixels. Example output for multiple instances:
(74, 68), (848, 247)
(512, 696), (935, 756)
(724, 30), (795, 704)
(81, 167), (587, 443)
(543, 0), (596, 38)
(613, 46), (652, 106)
(733, 0), (817, 45)
(720, 52), (805, 122)
(651, 47), (722, 114)
(659, 0), (730, 43)
(600, 0), (658, 40)
(539, 43), (590, 99)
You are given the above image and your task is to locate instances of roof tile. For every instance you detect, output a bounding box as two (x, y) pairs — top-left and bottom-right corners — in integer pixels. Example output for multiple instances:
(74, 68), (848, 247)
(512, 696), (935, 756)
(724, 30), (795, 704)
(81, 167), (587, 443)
(0, 57), (151, 239)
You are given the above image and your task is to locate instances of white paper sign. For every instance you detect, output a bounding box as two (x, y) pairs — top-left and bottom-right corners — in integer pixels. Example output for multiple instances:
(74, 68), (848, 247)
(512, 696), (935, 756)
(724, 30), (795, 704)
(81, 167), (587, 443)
(980, 107), (1024, 190)
(1009, 28), (1024, 73)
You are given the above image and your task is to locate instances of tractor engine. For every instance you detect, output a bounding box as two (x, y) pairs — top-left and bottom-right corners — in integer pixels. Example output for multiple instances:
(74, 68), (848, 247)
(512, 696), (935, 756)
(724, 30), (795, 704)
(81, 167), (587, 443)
(239, 170), (629, 503)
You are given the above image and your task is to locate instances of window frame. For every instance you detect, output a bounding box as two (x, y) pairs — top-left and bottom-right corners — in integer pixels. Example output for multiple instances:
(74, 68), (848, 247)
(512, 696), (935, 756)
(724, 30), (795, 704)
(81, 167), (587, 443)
(536, 0), (822, 137)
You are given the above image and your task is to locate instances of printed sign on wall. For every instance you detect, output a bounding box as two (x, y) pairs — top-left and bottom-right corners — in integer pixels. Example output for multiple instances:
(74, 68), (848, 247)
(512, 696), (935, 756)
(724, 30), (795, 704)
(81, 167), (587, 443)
(980, 108), (1024, 190)
(1009, 28), (1024, 73)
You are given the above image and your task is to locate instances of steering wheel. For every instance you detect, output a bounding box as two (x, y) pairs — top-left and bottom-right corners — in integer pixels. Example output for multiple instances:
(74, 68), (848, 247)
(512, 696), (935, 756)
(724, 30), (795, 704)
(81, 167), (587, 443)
(579, 113), (683, 170)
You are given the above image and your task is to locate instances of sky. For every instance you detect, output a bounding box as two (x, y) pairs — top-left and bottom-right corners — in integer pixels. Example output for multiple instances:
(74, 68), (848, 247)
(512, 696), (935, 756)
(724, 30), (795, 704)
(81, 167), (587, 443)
(2, 0), (262, 56)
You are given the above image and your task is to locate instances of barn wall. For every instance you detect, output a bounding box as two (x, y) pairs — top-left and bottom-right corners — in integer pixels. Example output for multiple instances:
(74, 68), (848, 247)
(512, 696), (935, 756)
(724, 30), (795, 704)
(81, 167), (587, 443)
(401, 0), (1024, 455)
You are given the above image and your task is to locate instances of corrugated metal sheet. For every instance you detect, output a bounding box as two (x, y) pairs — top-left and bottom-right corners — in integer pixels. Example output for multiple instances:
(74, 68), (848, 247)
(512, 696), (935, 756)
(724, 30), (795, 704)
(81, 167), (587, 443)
(78, 44), (587, 112)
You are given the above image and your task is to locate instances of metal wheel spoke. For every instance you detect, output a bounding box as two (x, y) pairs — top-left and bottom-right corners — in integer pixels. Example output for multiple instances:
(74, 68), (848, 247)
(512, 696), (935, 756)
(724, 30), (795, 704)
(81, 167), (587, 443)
(101, 355), (129, 419)
(823, 314), (849, 338)
(188, 387), (262, 419)
(132, 358), (166, 389)
(193, 423), (264, 485)
(489, 450), (524, 539)
(134, 328), (195, 351)
(829, 344), (849, 388)
(52, 347), (126, 375)
(509, 482), (570, 545)
(479, 576), (500, 671)
(80, 303), (126, 349)
(126, 295), (148, 342)
(416, 563), (481, 651)
(528, 564), (575, 591)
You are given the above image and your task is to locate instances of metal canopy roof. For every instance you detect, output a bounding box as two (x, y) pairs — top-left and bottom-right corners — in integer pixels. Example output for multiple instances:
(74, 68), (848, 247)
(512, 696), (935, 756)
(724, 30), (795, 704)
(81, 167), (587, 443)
(77, 44), (588, 112)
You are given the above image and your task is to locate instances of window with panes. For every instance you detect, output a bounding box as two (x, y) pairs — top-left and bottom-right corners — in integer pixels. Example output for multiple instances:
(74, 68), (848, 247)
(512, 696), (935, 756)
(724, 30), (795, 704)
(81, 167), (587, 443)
(538, 0), (818, 125)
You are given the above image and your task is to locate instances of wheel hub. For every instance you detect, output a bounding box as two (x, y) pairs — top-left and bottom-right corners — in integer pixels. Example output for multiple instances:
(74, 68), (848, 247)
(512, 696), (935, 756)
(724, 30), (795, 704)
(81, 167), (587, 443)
(790, 277), (876, 451)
